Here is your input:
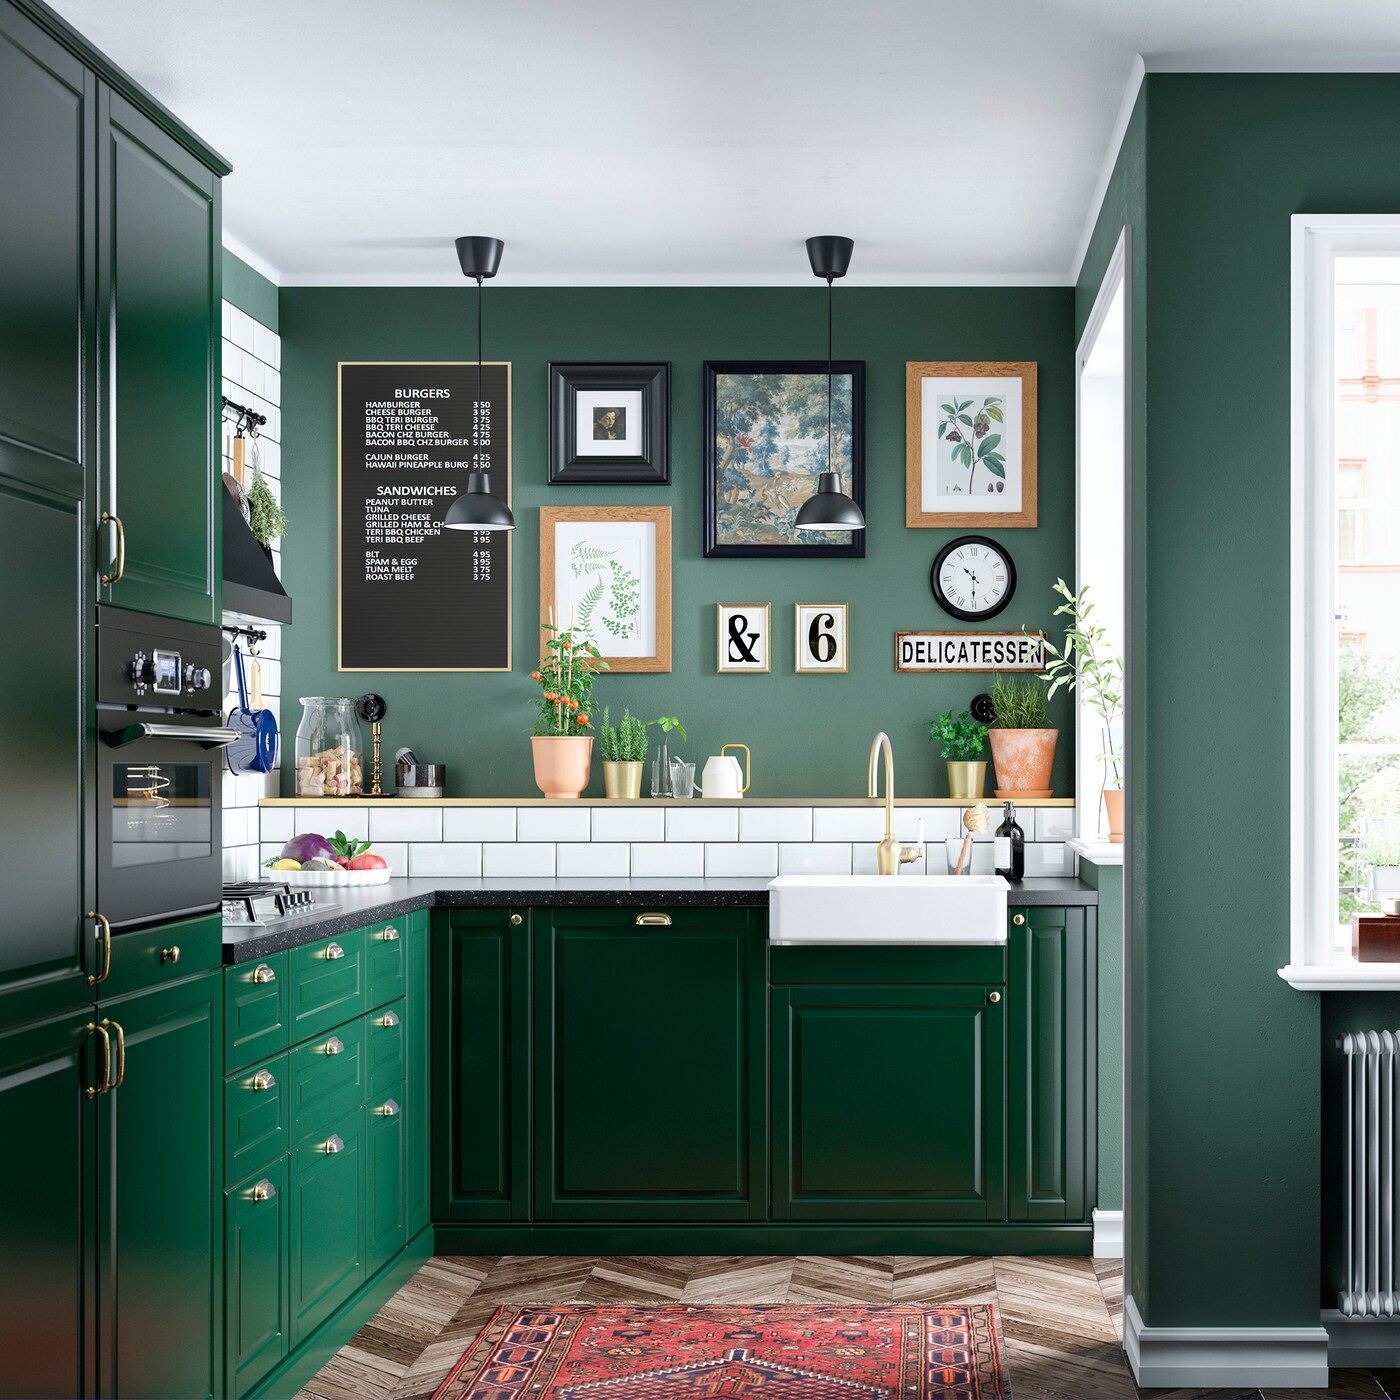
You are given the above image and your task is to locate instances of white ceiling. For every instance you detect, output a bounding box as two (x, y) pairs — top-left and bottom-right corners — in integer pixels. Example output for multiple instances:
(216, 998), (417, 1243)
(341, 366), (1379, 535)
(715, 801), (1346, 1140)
(48, 0), (1400, 286)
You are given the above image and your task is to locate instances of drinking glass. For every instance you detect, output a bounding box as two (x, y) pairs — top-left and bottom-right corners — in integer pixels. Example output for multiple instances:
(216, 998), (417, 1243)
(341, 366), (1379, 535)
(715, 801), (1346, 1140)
(670, 760), (696, 799)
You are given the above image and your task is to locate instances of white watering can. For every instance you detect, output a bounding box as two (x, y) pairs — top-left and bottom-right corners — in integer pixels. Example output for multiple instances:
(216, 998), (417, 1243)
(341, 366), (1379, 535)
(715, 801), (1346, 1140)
(697, 743), (751, 800)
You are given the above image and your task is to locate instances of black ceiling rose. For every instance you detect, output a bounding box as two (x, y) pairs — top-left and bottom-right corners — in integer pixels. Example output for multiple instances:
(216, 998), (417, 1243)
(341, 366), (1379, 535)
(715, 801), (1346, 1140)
(455, 236), (504, 281)
(805, 235), (855, 282)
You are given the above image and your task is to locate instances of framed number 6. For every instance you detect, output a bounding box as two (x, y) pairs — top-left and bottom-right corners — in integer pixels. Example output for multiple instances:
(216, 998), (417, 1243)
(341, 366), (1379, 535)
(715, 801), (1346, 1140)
(795, 603), (848, 674)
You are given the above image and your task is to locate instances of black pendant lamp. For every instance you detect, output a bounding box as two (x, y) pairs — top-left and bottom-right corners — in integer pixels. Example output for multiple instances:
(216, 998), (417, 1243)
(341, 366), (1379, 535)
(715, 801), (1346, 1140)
(795, 235), (866, 532)
(444, 236), (515, 532)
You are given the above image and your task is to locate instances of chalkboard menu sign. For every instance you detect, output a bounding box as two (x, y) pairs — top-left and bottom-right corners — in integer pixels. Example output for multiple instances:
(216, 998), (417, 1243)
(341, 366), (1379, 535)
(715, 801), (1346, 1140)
(339, 361), (511, 671)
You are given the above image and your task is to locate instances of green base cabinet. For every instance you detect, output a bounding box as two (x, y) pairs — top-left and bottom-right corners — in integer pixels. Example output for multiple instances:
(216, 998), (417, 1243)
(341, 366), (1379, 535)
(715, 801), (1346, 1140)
(367, 1089), (407, 1272)
(404, 911), (430, 1234)
(225, 1162), (289, 1400)
(289, 1112), (364, 1346)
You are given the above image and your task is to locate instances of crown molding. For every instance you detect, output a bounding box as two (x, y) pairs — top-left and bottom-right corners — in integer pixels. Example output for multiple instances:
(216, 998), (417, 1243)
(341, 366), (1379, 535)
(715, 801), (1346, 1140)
(1070, 56), (1146, 287)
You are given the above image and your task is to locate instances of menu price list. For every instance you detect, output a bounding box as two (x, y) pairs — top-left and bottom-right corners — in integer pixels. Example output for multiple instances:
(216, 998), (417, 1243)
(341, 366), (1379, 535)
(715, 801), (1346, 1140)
(339, 362), (510, 670)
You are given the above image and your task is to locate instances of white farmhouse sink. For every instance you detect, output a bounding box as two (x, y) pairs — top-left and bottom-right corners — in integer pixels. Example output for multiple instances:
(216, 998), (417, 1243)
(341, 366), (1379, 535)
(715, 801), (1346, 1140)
(767, 875), (1009, 946)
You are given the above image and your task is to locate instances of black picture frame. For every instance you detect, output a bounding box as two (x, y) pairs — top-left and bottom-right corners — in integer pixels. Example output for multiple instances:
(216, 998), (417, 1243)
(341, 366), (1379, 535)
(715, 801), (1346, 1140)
(703, 359), (866, 559)
(548, 362), (670, 484)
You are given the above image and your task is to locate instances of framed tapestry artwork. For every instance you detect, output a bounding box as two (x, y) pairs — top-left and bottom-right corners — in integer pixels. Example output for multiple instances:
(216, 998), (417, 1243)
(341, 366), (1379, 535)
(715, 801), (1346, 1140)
(905, 360), (1038, 529)
(703, 360), (865, 558)
(548, 363), (670, 484)
(716, 603), (771, 673)
(794, 603), (848, 673)
(539, 507), (672, 672)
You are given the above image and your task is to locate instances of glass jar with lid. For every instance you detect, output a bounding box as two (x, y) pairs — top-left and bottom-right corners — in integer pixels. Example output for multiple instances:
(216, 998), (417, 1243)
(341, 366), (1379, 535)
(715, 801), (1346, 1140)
(294, 697), (364, 797)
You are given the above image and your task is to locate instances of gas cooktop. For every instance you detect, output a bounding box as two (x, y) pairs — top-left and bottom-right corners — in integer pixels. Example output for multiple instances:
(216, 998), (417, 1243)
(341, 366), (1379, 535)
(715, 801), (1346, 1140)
(221, 880), (342, 928)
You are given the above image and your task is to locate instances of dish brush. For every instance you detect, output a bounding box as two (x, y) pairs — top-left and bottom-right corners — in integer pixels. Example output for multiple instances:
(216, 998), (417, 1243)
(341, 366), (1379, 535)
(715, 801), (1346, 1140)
(954, 802), (989, 875)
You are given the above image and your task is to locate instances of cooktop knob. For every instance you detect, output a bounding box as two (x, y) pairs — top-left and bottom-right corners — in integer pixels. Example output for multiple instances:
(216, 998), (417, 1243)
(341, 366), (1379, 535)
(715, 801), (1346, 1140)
(184, 665), (212, 692)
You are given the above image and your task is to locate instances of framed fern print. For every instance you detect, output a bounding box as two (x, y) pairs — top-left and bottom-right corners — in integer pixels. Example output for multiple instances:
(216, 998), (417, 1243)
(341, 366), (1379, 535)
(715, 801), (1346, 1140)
(539, 507), (672, 672)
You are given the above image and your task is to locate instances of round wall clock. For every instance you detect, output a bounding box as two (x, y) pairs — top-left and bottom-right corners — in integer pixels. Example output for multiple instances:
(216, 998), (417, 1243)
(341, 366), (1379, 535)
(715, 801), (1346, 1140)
(930, 535), (1016, 621)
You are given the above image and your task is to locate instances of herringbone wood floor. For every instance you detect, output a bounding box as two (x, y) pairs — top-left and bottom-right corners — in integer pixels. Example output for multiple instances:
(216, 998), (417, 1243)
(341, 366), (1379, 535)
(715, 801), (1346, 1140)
(296, 1253), (1388, 1400)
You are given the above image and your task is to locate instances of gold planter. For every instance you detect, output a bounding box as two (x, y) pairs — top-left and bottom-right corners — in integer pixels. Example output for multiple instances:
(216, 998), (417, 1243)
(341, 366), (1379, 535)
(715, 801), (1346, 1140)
(946, 760), (988, 801)
(603, 760), (643, 800)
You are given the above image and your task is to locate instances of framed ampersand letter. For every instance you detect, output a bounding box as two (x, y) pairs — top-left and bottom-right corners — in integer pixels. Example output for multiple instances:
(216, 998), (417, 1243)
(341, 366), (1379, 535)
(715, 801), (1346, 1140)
(716, 603), (770, 674)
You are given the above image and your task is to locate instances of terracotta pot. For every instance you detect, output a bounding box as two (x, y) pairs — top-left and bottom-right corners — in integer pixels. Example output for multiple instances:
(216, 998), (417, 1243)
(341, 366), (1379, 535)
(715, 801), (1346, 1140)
(946, 760), (987, 801)
(603, 759), (643, 800)
(989, 728), (1058, 797)
(531, 735), (593, 799)
(1103, 787), (1125, 844)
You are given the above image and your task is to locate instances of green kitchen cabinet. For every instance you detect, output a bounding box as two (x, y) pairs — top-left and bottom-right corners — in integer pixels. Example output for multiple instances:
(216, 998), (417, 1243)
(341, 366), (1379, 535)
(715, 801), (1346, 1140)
(1008, 907), (1097, 1222)
(96, 86), (220, 625)
(289, 1110), (364, 1345)
(224, 1161), (289, 1400)
(534, 907), (766, 1222)
(772, 983), (1006, 1221)
(433, 908), (532, 1221)
(367, 1086), (407, 1271)
(404, 909), (431, 1233)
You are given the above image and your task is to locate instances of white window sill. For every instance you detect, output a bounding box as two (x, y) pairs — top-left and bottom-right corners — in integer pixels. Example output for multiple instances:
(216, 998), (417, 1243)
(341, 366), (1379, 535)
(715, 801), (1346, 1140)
(1279, 963), (1400, 991)
(1068, 838), (1124, 866)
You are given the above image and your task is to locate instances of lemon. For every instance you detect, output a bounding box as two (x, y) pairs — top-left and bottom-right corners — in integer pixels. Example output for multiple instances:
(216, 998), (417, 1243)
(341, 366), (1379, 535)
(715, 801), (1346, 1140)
(269, 858), (301, 871)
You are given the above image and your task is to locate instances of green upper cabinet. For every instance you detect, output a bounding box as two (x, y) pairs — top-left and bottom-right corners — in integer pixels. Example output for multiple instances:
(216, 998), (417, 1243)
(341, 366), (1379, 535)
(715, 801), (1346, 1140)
(97, 86), (219, 625)
(534, 908), (766, 1222)
(773, 983), (1006, 1221)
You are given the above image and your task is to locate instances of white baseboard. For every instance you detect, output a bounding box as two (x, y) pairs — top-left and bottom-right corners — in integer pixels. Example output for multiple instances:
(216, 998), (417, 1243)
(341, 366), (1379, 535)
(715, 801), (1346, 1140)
(1324, 1309), (1400, 1367)
(1092, 1208), (1123, 1258)
(1124, 1295), (1329, 1388)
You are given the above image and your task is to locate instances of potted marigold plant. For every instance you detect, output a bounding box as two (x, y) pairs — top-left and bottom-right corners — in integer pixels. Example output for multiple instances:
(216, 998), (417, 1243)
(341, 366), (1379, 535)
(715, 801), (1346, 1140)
(988, 672), (1057, 797)
(529, 622), (607, 798)
(929, 709), (989, 800)
(598, 707), (648, 799)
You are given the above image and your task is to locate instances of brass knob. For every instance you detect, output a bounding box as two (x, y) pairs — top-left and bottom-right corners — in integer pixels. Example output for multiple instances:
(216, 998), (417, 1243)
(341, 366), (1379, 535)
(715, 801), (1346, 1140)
(324, 942), (345, 960)
(252, 1179), (276, 1202)
(989, 991), (1002, 1004)
(378, 1099), (401, 1117)
(380, 1010), (400, 1028)
(323, 1134), (345, 1155)
(323, 1036), (345, 1056)
(252, 963), (276, 984)
(636, 912), (672, 927)
(252, 1069), (276, 1092)
(1012, 914), (1025, 926)
(509, 913), (523, 926)
(380, 926), (399, 941)
(160, 945), (180, 964)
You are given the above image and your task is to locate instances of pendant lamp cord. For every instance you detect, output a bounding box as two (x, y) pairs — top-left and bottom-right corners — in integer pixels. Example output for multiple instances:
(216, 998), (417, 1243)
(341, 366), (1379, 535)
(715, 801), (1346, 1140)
(827, 274), (835, 478)
(476, 274), (484, 467)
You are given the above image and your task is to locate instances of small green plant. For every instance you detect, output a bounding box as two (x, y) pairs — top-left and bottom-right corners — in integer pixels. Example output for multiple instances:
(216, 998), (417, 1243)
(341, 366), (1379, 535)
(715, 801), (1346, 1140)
(1363, 837), (1400, 869)
(650, 716), (687, 743)
(929, 710), (988, 760)
(1038, 578), (1124, 787)
(990, 672), (1048, 729)
(599, 708), (649, 762)
(246, 472), (287, 549)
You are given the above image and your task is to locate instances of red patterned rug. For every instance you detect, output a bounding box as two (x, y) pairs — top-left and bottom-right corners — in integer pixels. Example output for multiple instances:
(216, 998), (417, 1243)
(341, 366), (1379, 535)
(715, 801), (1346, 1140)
(430, 1304), (1008, 1400)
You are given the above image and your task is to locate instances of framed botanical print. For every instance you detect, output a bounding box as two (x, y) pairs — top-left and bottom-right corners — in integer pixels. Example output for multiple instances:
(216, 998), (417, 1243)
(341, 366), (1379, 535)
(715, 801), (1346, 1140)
(905, 361), (1038, 528)
(540, 507), (672, 672)
(703, 360), (865, 558)
(795, 603), (848, 673)
(716, 603), (770, 673)
(548, 363), (670, 484)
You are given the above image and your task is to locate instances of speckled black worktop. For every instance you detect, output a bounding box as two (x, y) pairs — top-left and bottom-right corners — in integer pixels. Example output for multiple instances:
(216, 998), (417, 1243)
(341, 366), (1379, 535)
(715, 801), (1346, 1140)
(221, 876), (1097, 963)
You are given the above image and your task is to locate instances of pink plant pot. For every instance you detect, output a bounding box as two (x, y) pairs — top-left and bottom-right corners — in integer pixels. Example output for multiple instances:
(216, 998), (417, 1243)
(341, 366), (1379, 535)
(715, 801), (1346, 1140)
(1103, 788), (1125, 844)
(531, 735), (593, 799)
(988, 728), (1058, 797)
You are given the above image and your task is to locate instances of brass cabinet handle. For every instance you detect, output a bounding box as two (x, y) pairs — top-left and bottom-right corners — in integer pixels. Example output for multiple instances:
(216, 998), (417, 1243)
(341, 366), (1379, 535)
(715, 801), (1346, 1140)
(1012, 914), (1025, 926)
(379, 926), (399, 941)
(323, 1134), (345, 1155)
(86, 1022), (111, 1099)
(86, 912), (112, 986)
(378, 1099), (401, 1118)
(100, 511), (125, 586)
(323, 1036), (345, 1056)
(105, 1019), (126, 1091)
(324, 942), (345, 960)
(252, 963), (276, 984)
(160, 945), (180, 965)
(252, 1178), (276, 1202)
(635, 912), (672, 927)
(380, 1010), (400, 1028)
(252, 1069), (276, 1091)
(988, 991), (1002, 1004)
(509, 913), (523, 926)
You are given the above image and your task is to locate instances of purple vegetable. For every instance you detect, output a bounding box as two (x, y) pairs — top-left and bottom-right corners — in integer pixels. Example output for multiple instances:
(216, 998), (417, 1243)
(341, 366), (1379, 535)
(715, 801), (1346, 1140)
(280, 832), (337, 864)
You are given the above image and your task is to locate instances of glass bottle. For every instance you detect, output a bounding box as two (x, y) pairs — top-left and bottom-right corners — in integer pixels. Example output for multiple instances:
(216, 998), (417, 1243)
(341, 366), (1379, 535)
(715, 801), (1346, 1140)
(651, 735), (673, 798)
(295, 697), (364, 797)
(995, 799), (1025, 881)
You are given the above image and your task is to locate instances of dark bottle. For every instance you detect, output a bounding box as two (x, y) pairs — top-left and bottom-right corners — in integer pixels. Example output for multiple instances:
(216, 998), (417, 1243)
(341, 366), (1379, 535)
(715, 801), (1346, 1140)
(995, 800), (1025, 881)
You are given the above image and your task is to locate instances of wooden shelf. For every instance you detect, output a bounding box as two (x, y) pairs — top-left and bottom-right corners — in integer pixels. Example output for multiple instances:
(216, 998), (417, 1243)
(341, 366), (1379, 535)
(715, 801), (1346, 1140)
(259, 796), (1076, 808)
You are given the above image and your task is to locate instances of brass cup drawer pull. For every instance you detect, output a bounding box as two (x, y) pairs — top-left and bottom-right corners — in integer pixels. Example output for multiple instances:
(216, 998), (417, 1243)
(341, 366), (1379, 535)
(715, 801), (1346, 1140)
(160, 945), (180, 965)
(322, 1036), (345, 1056)
(380, 1010), (400, 1028)
(324, 942), (346, 960)
(252, 1179), (276, 1202)
(323, 1134), (345, 1155)
(86, 1022), (111, 1099)
(100, 511), (125, 586)
(378, 1099), (401, 1118)
(636, 912), (672, 927)
(252, 963), (276, 984)
(379, 926), (399, 941)
(252, 1069), (276, 1091)
(86, 911), (112, 987)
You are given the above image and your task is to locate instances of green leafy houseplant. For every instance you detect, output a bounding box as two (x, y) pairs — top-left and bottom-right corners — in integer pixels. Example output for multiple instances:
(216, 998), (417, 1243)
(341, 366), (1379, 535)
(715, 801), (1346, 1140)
(529, 625), (608, 737)
(246, 472), (287, 550)
(599, 708), (648, 763)
(1363, 838), (1400, 869)
(1039, 578), (1123, 787)
(929, 710), (988, 760)
(990, 672), (1048, 729)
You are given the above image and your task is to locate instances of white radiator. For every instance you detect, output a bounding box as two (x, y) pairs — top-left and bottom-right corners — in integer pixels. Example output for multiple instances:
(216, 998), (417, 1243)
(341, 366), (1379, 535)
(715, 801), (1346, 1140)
(1341, 1031), (1400, 1316)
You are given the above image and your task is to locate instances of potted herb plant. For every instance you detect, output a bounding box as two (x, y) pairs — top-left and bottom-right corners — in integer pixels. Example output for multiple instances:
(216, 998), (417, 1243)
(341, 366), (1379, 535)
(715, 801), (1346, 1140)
(1040, 577), (1124, 842)
(929, 710), (990, 800)
(988, 672), (1057, 797)
(529, 623), (607, 798)
(599, 707), (648, 799)
(1365, 837), (1400, 903)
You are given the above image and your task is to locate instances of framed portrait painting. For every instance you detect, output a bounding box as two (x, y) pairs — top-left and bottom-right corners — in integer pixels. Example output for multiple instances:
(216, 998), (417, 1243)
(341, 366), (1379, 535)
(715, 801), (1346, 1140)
(905, 361), (1038, 528)
(539, 507), (672, 672)
(703, 360), (865, 558)
(548, 363), (669, 484)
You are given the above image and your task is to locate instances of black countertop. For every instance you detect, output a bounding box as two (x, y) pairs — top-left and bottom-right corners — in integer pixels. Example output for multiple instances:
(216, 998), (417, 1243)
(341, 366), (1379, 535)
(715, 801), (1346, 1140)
(221, 876), (1097, 963)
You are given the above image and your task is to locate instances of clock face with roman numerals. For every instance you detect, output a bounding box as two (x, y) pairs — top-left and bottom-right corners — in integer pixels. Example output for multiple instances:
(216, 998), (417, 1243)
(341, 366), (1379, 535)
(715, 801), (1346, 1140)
(930, 535), (1016, 621)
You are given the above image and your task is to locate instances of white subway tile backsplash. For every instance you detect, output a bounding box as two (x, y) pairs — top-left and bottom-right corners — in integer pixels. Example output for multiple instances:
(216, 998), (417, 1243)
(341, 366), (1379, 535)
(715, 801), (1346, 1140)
(812, 807), (886, 842)
(557, 842), (630, 878)
(591, 807), (665, 843)
(1035, 807), (1076, 842)
(779, 843), (853, 875)
(262, 365), (281, 404)
(706, 843), (778, 877)
(222, 807), (256, 847)
(222, 846), (257, 882)
(517, 808), (591, 842)
(409, 843), (482, 876)
(229, 306), (255, 353)
(370, 842), (408, 873)
(253, 321), (279, 371)
(260, 807), (294, 843)
(665, 806), (738, 842)
(238, 356), (265, 398)
(221, 302), (231, 338)
(906, 809), (962, 842)
(739, 807), (812, 842)
(294, 806), (368, 840)
(443, 808), (516, 842)
(369, 806), (443, 842)
(1023, 842), (1073, 877)
(631, 843), (704, 877)
(483, 843), (556, 877)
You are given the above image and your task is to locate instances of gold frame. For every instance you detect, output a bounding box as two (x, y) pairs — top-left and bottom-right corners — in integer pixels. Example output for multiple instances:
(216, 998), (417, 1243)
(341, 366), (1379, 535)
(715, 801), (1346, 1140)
(337, 360), (513, 672)
(905, 360), (1038, 529)
(539, 506), (672, 673)
(794, 602), (848, 674)
(716, 602), (771, 674)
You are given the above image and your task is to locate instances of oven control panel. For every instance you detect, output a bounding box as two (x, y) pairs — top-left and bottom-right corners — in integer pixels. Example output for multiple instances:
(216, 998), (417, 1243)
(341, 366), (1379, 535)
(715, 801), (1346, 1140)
(97, 606), (223, 710)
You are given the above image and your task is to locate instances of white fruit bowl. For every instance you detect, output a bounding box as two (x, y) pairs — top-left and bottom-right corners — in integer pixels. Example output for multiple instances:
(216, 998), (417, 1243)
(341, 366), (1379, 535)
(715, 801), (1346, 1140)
(275, 867), (392, 887)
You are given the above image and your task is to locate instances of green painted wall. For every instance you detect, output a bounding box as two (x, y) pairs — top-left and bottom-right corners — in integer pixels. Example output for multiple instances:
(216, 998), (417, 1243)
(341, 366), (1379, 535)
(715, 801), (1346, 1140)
(222, 248), (277, 330)
(278, 286), (1076, 798)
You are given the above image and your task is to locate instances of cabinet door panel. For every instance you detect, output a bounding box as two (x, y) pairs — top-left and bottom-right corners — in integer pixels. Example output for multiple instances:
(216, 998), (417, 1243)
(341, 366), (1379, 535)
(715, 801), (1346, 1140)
(225, 1161), (289, 1400)
(404, 910), (430, 1233)
(774, 985), (1005, 1221)
(367, 1083), (406, 1272)
(289, 1113), (364, 1344)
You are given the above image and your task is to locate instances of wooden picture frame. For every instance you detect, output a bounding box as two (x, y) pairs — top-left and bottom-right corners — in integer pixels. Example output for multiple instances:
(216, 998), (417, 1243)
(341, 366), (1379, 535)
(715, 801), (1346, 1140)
(539, 507), (672, 672)
(716, 602), (771, 673)
(795, 603), (848, 674)
(548, 362), (670, 484)
(906, 360), (1038, 528)
(895, 630), (1047, 673)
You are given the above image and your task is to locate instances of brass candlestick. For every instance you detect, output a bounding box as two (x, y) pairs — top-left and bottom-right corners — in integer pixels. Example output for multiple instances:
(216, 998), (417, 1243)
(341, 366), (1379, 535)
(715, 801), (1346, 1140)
(356, 693), (388, 796)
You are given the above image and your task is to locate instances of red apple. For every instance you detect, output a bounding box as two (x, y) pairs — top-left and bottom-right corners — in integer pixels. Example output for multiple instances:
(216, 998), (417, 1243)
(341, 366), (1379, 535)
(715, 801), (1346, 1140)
(347, 853), (387, 871)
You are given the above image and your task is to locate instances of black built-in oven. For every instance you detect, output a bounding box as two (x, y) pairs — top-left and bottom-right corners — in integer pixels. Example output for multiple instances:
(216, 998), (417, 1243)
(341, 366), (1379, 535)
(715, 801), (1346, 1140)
(96, 606), (233, 929)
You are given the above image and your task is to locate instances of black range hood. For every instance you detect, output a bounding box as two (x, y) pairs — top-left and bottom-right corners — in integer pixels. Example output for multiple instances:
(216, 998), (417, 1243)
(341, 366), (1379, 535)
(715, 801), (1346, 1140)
(222, 485), (292, 625)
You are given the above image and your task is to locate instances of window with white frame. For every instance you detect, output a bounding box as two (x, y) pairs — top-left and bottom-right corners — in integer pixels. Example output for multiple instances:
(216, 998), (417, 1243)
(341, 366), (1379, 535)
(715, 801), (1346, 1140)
(1288, 217), (1400, 985)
